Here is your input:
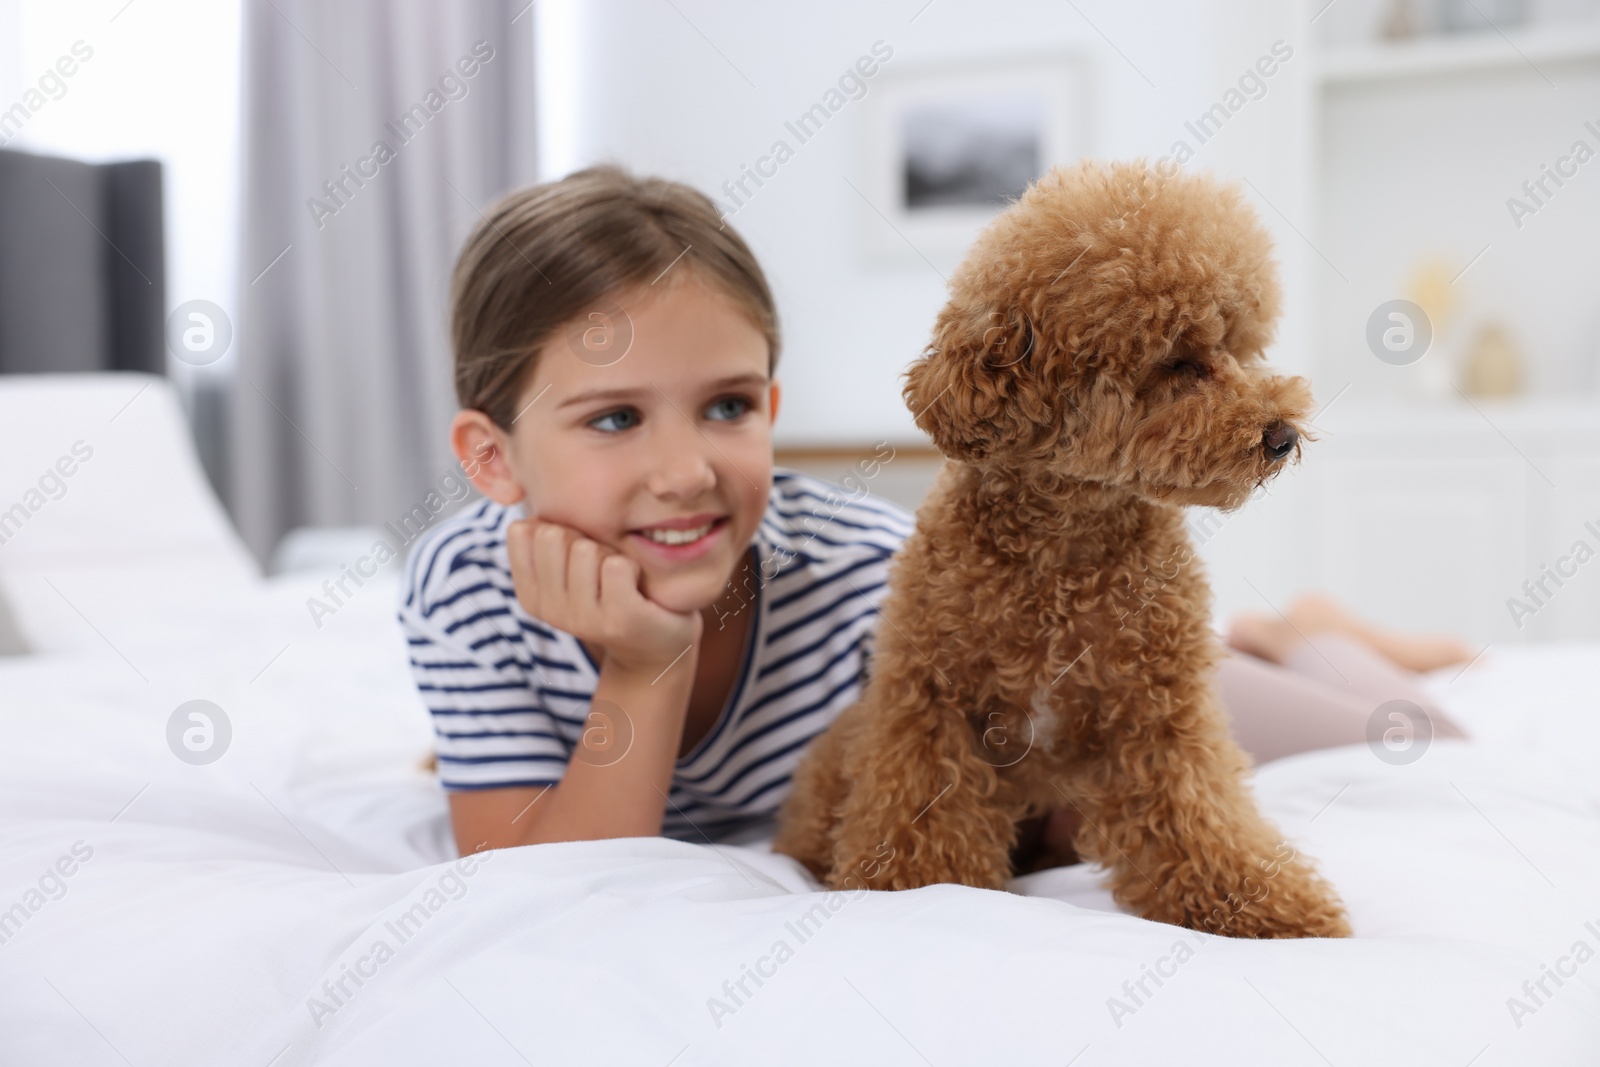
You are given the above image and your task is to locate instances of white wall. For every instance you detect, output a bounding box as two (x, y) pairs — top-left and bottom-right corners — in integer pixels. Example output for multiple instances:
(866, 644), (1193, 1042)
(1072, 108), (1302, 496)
(535, 0), (1316, 446)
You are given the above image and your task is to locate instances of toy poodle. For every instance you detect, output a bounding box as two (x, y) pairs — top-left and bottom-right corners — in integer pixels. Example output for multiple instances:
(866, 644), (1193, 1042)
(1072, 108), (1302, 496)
(773, 159), (1351, 939)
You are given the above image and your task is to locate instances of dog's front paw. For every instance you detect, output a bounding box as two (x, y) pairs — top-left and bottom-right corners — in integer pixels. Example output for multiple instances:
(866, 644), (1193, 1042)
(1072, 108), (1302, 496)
(823, 849), (911, 892)
(1211, 897), (1351, 939)
(1199, 864), (1352, 940)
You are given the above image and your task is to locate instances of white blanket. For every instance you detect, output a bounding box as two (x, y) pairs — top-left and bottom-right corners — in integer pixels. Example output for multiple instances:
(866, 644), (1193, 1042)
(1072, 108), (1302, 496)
(3, 562), (1600, 1066)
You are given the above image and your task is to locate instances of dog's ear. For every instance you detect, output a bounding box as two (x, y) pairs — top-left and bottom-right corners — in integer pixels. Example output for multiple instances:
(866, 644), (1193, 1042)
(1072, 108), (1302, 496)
(902, 304), (1048, 461)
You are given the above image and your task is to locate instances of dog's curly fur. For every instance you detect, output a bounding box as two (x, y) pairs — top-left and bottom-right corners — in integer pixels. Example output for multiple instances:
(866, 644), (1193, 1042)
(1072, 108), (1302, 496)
(773, 160), (1351, 939)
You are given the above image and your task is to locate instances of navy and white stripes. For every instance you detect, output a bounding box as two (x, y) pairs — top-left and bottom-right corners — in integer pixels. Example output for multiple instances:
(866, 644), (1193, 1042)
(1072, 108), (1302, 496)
(396, 467), (915, 842)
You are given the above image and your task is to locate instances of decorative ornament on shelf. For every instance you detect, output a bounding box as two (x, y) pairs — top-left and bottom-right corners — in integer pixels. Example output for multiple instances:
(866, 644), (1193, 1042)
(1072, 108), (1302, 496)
(1406, 258), (1457, 330)
(1380, 0), (1423, 40)
(1460, 322), (1523, 397)
(1404, 257), (1459, 401)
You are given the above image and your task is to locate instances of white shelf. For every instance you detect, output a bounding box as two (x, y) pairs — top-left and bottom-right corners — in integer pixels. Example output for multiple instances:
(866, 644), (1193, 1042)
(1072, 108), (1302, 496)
(1315, 22), (1600, 86)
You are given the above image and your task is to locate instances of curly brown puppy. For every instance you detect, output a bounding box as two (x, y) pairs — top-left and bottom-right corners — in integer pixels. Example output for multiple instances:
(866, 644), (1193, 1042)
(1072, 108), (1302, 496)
(774, 159), (1351, 939)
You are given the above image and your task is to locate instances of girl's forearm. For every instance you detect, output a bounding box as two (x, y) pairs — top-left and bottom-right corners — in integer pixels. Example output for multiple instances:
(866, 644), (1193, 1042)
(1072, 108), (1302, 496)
(512, 654), (698, 846)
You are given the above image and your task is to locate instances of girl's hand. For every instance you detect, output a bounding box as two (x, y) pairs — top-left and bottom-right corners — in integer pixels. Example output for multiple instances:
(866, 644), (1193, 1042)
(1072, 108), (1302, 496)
(506, 517), (703, 676)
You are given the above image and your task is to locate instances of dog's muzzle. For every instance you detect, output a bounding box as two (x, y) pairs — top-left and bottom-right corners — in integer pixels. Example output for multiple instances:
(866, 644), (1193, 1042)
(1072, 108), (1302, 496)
(1262, 422), (1298, 462)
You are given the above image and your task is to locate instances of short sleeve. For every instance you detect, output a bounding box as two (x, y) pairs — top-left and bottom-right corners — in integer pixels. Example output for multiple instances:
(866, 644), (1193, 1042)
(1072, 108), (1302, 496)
(397, 519), (573, 793)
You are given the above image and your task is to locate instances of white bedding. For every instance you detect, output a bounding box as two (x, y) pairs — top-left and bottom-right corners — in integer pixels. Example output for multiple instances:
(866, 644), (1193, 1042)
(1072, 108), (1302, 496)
(4, 376), (1600, 1065)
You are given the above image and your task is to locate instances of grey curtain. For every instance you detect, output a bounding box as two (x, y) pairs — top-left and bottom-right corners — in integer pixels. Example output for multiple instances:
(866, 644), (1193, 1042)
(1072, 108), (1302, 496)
(229, 0), (537, 564)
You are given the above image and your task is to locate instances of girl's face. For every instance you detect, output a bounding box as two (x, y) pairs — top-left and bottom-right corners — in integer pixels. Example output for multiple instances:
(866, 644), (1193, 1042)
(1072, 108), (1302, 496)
(456, 272), (778, 615)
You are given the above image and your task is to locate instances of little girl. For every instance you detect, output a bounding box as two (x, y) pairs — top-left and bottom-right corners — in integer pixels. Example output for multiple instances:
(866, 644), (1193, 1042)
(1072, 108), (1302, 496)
(397, 165), (1475, 860)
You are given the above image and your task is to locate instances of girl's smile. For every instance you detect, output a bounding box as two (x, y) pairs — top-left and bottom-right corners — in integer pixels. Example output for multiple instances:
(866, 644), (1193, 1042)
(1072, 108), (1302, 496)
(628, 513), (731, 561)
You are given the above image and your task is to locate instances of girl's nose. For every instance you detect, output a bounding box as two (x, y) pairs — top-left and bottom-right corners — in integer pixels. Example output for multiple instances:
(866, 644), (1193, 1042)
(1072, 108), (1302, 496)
(646, 436), (718, 499)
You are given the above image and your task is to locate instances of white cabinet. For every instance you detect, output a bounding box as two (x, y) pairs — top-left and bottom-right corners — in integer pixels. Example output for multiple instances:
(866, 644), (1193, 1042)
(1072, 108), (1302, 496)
(1196, 400), (1600, 646)
(1312, 456), (1526, 643)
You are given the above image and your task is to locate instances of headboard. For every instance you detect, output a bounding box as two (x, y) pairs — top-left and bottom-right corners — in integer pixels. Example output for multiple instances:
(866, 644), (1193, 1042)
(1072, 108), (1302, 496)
(0, 147), (165, 375)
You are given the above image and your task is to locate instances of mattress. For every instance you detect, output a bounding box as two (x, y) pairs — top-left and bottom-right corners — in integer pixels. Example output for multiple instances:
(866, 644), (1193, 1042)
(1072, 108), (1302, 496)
(2, 375), (1598, 1065)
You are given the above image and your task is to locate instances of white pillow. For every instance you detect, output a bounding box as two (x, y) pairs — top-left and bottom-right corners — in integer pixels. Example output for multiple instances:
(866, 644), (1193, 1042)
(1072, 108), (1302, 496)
(0, 373), (261, 653)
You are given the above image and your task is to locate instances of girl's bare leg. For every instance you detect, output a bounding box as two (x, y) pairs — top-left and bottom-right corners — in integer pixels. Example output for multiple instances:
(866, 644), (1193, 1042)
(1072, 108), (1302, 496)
(1214, 635), (1467, 765)
(1229, 592), (1479, 674)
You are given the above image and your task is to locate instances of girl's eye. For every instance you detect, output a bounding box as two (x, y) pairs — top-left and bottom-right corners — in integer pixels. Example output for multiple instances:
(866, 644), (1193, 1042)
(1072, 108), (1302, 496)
(589, 407), (640, 433)
(707, 396), (752, 421)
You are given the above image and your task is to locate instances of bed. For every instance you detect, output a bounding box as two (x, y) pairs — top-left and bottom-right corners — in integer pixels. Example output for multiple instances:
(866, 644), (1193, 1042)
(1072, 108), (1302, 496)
(2, 373), (1599, 1066)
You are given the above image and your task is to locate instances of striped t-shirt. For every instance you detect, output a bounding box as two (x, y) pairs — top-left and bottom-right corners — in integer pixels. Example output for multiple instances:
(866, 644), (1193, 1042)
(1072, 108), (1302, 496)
(396, 466), (915, 842)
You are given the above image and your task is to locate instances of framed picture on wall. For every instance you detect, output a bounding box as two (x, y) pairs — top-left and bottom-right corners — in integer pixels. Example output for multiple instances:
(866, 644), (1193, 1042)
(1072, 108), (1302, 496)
(856, 53), (1089, 266)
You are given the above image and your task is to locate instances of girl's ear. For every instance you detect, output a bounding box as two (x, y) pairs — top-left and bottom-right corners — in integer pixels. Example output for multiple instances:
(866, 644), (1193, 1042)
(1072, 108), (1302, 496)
(769, 380), (781, 423)
(451, 409), (524, 505)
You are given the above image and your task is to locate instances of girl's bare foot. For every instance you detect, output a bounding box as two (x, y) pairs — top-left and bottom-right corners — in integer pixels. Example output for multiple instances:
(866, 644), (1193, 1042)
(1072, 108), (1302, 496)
(1226, 611), (1306, 665)
(1286, 592), (1478, 673)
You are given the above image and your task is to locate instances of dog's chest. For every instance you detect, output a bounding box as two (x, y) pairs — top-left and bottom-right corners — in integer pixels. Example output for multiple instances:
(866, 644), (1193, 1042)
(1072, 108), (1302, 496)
(1027, 684), (1064, 751)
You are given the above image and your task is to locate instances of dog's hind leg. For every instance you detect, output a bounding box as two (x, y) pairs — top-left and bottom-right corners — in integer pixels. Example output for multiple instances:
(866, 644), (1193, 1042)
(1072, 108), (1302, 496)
(824, 681), (1018, 892)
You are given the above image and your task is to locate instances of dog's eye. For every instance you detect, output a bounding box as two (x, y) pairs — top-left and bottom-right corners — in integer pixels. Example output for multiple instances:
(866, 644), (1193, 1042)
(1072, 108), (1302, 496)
(1165, 358), (1208, 380)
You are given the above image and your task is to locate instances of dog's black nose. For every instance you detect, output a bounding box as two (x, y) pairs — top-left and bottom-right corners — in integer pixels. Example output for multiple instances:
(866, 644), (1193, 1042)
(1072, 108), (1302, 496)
(1262, 422), (1298, 462)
